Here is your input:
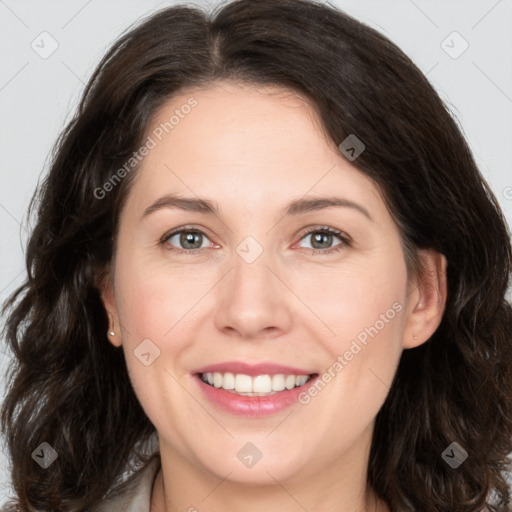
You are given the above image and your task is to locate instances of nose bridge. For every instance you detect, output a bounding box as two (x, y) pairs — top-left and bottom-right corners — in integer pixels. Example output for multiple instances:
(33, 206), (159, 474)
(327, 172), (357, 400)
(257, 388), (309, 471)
(230, 234), (277, 305)
(214, 233), (293, 338)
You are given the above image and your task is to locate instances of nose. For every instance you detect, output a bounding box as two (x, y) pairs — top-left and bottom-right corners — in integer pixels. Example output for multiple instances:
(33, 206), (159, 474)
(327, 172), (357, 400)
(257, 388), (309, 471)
(214, 246), (293, 340)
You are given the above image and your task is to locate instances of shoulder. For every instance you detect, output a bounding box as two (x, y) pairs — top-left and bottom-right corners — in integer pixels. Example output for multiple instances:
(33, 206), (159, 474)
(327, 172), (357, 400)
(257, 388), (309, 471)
(0, 454), (161, 512)
(92, 453), (161, 512)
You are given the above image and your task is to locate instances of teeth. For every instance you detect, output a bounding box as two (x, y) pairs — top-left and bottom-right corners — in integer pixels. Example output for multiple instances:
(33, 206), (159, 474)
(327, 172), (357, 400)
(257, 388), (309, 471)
(213, 372), (223, 388)
(201, 372), (311, 394)
(272, 374), (286, 391)
(235, 374), (253, 392)
(222, 372), (235, 390)
(253, 375), (272, 393)
(285, 375), (296, 390)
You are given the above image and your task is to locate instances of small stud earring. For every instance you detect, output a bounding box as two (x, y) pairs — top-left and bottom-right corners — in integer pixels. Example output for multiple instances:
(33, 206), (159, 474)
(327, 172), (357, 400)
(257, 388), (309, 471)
(413, 335), (418, 340)
(107, 311), (116, 337)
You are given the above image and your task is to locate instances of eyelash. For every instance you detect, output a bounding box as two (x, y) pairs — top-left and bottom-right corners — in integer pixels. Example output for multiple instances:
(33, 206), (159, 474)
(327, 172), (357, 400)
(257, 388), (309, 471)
(159, 225), (351, 256)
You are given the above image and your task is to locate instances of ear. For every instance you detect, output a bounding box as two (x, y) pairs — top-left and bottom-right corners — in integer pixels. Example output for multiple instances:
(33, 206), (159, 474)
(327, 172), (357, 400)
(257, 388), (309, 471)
(402, 249), (447, 349)
(94, 267), (122, 348)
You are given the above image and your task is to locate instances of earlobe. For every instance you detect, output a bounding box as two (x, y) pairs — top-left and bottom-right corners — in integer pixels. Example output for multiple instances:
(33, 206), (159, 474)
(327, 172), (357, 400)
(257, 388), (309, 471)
(402, 249), (448, 349)
(94, 268), (122, 347)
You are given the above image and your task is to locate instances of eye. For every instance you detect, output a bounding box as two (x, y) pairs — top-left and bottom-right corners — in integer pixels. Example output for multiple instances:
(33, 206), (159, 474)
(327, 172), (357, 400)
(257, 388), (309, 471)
(295, 226), (350, 254)
(160, 226), (214, 254)
(160, 225), (351, 255)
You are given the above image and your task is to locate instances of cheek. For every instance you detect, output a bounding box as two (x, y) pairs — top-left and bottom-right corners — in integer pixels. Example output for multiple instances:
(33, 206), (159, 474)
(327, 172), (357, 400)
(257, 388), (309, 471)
(113, 248), (210, 341)
(298, 285), (405, 462)
(299, 256), (406, 346)
(318, 286), (404, 404)
(303, 256), (406, 409)
(111, 257), (198, 430)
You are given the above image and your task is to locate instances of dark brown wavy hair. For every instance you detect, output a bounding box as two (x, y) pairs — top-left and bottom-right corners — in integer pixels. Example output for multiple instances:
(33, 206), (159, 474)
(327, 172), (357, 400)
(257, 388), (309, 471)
(1, 0), (511, 510)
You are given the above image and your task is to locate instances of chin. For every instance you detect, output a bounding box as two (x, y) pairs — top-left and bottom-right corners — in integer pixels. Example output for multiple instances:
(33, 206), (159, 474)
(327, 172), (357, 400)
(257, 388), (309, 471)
(194, 439), (314, 486)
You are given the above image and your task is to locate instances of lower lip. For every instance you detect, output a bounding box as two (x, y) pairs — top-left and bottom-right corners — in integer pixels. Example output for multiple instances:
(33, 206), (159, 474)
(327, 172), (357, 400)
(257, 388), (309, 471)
(195, 374), (318, 417)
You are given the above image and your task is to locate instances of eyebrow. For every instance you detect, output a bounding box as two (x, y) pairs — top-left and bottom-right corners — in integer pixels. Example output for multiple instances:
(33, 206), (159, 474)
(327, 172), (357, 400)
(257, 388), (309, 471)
(141, 194), (373, 221)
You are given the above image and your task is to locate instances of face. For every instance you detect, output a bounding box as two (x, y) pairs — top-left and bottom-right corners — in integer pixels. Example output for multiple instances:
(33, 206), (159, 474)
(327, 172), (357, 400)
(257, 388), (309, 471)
(101, 81), (445, 488)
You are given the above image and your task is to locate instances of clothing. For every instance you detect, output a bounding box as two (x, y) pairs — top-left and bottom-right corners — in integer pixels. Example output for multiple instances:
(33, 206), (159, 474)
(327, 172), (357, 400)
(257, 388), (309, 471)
(94, 453), (161, 512)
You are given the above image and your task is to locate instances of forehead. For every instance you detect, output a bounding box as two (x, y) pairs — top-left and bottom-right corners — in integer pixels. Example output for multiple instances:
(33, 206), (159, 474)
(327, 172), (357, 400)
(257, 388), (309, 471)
(149, 81), (332, 160)
(126, 81), (384, 216)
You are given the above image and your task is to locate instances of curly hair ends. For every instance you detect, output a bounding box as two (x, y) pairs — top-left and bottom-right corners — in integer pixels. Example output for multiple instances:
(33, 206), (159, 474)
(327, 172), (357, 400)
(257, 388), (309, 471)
(1, 0), (511, 510)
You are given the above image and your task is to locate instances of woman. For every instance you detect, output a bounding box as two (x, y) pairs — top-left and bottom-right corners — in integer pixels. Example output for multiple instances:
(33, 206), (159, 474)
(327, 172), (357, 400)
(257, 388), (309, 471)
(1, 0), (511, 511)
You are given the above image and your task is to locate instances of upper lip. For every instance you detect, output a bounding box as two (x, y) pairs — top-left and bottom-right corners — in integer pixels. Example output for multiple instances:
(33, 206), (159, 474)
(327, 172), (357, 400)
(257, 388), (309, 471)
(193, 361), (315, 377)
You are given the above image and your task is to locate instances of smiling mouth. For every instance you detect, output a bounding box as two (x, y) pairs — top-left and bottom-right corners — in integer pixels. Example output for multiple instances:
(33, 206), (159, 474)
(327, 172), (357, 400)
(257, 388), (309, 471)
(198, 372), (317, 396)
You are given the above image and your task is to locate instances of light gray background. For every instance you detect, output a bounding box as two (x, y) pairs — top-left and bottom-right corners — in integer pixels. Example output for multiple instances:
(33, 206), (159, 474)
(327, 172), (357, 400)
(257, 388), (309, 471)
(1, 0), (511, 502)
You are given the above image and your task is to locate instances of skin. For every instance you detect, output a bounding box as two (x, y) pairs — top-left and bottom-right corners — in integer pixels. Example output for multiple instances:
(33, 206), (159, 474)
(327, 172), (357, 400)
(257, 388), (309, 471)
(99, 81), (447, 512)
